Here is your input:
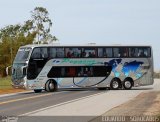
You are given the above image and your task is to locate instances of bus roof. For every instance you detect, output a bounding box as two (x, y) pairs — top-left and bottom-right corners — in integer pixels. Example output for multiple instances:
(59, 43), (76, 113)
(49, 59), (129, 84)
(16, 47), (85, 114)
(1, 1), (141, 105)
(20, 44), (152, 48)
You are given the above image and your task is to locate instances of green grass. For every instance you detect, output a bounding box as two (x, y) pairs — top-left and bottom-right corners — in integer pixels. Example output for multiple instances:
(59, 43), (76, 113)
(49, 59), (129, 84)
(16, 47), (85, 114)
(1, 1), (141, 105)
(0, 76), (12, 89)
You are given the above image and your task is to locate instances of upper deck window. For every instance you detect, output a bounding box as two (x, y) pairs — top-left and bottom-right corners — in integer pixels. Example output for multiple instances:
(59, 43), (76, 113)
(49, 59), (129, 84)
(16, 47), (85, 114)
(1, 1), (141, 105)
(113, 47), (128, 58)
(82, 47), (97, 58)
(49, 48), (56, 58)
(129, 47), (151, 58)
(31, 48), (48, 59)
(98, 48), (112, 58)
(56, 48), (64, 58)
(29, 46), (151, 59)
(48, 47), (65, 58)
(65, 48), (81, 58)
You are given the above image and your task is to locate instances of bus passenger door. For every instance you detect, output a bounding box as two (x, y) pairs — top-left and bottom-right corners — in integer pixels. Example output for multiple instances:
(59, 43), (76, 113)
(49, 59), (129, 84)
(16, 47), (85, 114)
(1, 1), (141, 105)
(27, 48), (48, 81)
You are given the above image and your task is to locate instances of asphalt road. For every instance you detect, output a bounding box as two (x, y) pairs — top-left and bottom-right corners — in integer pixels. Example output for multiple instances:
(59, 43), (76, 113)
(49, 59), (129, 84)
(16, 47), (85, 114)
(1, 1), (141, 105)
(0, 79), (159, 122)
(0, 89), (103, 116)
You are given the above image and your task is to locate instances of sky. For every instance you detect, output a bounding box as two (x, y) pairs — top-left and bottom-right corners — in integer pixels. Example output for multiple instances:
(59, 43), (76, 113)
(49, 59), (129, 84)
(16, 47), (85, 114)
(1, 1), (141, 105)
(0, 0), (160, 71)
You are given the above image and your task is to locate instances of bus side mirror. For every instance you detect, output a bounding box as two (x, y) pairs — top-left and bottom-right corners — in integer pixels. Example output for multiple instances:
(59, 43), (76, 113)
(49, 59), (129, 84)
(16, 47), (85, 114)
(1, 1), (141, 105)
(21, 66), (27, 76)
(6, 66), (12, 76)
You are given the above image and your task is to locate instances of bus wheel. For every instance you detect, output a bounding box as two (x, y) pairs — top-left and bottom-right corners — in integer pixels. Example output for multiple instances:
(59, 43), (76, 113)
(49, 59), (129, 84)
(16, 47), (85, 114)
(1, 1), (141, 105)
(123, 78), (133, 90)
(110, 78), (121, 90)
(34, 89), (42, 93)
(45, 80), (57, 92)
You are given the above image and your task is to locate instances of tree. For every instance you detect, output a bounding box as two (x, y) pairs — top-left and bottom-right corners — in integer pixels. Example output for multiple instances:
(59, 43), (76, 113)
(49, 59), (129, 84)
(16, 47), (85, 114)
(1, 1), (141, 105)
(0, 7), (57, 76)
(31, 7), (54, 44)
(0, 23), (36, 76)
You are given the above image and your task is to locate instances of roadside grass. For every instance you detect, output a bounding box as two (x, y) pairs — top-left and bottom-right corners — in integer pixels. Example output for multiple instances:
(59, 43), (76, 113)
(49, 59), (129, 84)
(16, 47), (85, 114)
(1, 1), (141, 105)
(0, 76), (12, 89)
(0, 76), (27, 94)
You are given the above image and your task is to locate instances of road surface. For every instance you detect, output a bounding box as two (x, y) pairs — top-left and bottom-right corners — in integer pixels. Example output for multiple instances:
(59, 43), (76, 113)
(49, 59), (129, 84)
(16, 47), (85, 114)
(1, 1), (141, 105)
(0, 79), (159, 122)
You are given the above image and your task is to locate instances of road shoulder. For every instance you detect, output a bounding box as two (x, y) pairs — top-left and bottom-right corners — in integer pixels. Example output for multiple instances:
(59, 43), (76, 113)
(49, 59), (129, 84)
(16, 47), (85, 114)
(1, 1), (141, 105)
(90, 91), (160, 122)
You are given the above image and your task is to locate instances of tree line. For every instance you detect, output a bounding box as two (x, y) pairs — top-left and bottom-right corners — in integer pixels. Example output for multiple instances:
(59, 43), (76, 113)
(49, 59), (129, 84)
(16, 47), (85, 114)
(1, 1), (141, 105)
(0, 7), (57, 77)
(154, 72), (160, 79)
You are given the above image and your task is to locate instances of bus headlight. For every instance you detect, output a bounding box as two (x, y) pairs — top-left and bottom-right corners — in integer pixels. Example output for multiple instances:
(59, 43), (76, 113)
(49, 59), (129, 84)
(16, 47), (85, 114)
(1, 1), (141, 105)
(24, 81), (28, 89)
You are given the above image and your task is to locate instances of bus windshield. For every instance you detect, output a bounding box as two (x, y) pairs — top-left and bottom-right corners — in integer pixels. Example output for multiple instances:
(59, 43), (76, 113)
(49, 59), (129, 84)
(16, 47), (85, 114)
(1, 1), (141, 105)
(15, 48), (31, 61)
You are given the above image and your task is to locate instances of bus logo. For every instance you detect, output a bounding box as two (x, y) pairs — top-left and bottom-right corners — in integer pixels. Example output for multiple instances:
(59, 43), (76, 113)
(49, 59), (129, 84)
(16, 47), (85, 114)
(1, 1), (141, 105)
(53, 60), (61, 64)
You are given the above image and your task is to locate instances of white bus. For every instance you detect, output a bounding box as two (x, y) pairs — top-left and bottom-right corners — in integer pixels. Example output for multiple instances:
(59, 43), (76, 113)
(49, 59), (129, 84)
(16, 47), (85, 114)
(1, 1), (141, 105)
(11, 44), (154, 93)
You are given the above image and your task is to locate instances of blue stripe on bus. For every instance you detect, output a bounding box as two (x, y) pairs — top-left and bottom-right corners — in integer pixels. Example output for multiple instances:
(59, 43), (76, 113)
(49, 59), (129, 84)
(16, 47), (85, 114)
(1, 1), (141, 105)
(75, 77), (88, 85)
(57, 77), (88, 87)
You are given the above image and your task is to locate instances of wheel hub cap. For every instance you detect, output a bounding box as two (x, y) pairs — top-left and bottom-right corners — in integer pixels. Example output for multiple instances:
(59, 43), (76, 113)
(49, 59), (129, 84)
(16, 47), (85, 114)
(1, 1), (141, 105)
(125, 81), (131, 88)
(113, 81), (119, 89)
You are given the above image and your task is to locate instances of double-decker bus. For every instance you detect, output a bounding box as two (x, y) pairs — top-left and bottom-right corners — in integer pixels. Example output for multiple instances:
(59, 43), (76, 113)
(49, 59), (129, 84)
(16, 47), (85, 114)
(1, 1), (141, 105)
(11, 44), (154, 93)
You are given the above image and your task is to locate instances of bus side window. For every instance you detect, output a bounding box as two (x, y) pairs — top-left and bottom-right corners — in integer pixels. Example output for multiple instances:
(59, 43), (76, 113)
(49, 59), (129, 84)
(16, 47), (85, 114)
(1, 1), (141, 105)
(141, 47), (150, 57)
(81, 51), (86, 57)
(73, 48), (81, 57)
(41, 48), (48, 58)
(144, 47), (151, 57)
(138, 48), (149, 57)
(65, 48), (81, 58)
(129, 47), (150, 58)
(138, 48), (148, 57)
(67, 67), (76, 76)
(113, 48), (120, 57)
(31, 48), (41, 59)
(65, 48), (71, 58)
(129, 48), (135, 57)
(121, 47), (128, 57)
(138, 49), (144, 57)
(82, 48), (96, 58)
(56, 48), (64, 58)
(49, 48), (56, 58)
(104, 48), (112, 57)
(98, 48), (103, 57)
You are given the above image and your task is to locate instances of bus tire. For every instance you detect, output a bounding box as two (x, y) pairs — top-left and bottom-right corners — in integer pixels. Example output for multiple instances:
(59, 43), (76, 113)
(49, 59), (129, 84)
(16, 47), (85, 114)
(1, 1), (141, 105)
(34, 89), (42, 93)
(45, 79), (57, 92)
(123, 78), (133, 90)
(110, 78), (121, 90)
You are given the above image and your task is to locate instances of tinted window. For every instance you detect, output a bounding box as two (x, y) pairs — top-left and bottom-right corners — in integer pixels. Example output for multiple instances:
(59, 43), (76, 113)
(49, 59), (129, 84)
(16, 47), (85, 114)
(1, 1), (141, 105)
(120, 47), (128, 57)
(144, 47), (151, 57)
(31, 48), (48, 59)
(56, 48), (64, 58)
(104, 48), (112, 57)
(129, 47), (151, 57)
(31, 48), (41, 59)
(98, 48), (112, 57)
(15, 48), (31, 61)
(65, 48), (81, 58)
(113, 47), (128, 58)
(98, 48), (103, 57)
(113, 48), (120, 57)
(82, 48), (97, 58)
(49, 48), (56, 58)
(48, 66), (112, 78)
(41, 48), (48, 58)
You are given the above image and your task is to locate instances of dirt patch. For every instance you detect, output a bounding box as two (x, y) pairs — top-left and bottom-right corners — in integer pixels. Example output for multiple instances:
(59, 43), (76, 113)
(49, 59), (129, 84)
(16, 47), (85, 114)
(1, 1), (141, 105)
(0, 88), (27, 95)
(103, 91), (160, 116)
(90, 91), (160, 122)
(144, 93), (160, 115)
